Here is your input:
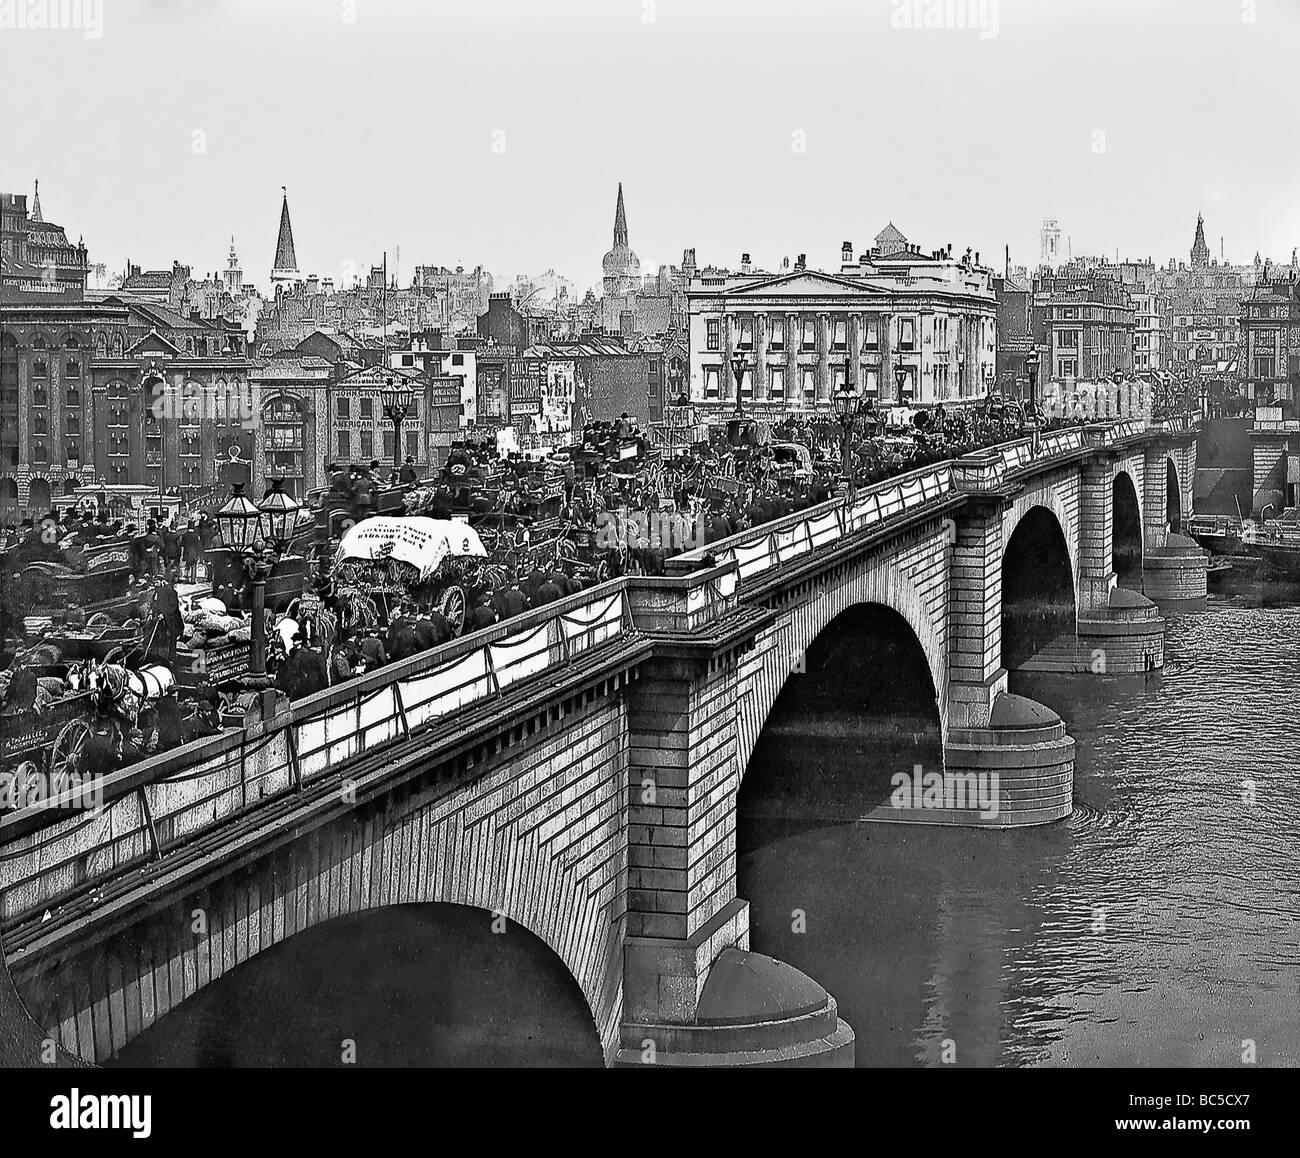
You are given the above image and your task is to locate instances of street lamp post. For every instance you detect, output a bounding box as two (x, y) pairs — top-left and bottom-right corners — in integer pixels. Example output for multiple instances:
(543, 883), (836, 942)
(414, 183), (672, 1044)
(1025, 348), (1041, 411)
(893, 363), (909, 406)
(832, 378), (861, 494)
(730, 352), (746, 418)
(381, 376), (415, 482)
(215, 482), (269, 676)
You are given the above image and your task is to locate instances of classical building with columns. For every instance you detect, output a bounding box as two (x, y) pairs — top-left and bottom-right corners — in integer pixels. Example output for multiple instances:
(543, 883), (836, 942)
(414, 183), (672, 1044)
(687, 232), (996, 412)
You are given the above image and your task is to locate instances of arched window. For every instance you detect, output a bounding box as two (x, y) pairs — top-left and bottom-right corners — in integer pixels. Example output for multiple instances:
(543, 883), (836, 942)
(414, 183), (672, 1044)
(32, 359), (47, 379)
(66, 358), (81, 379)
(33, 384), (48, 408)
(64, 334), (80, 349)
(95, 333), (107, 356)
(33, 336), (47, 351)
(33, 412), (47, 435)
(112, 334), (124, 357)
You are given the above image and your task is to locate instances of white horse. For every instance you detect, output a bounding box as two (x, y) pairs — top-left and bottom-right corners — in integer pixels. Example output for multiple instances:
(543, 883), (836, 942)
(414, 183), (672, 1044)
(85, 656), (175, 756)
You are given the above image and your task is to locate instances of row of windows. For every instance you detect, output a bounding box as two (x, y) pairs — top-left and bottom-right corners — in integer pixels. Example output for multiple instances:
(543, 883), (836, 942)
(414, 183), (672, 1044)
(705, 316), (917, 352)
(29, 359), (80, 378)
(700, 363), (910, 399)
(28, 387), (79, 408)
(336, 429), (421, 459)
(336, 397), (422, 421)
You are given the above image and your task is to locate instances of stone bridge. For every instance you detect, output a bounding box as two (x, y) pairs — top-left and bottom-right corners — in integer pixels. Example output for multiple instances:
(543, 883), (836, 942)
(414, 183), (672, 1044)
(0, 415), (1203, 1069)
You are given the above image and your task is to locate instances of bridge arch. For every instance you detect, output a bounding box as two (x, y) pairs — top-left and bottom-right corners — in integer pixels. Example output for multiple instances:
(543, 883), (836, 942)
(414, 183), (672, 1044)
(1000, 502), (1077, 671)
(94, 902), (604, 1067)
(735, 553), (949, 780)
(13, 765), (626, 1066)
(738, 599), (944, 825)
(1112, 468), (1143, 584)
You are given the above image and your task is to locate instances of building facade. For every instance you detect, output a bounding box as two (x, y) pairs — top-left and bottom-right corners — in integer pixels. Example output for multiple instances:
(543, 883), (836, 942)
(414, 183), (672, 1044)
(1033, 275), (1135, 381)
(1241, 271), (1300, 412)
(687, 233), (997, 411)
(0, 295), (252, 522)
(0, 183), (89, 303)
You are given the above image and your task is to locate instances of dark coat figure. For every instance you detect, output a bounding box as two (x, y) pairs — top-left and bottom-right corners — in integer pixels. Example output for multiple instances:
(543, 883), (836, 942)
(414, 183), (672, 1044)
(399, 457), (418, 484)
(358, 635), (387, 671)
(414, 612), (453, 650)
(149, 581), (184, 665)
(385, 618), (422, 663)
(531, 580), (563, 607)
(276, 645), (329, 701)
(181, 527), (203, 581)
(492, 586), (529, 621)
(329, 645), (353, 685)
(466, 601), (497, 632)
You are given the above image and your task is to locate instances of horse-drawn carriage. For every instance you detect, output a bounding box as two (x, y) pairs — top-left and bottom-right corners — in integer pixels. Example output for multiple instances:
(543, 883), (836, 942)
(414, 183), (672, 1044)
(331, 516), (492, 637)
(0, 689), (99, 811)
(16, 537), (139, 625)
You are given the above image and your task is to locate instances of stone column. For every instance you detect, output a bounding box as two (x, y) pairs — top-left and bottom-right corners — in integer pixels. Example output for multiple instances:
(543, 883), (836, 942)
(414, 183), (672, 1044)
(620, 574), (854, 1065)
(816, 313), (831, 405)
(1077, 450), (1117, 616)
(879, 311), (894, 401)
(945, 462), (1075, 826)
(721, 311), (734, 408)
(786, 313), (799, 407)
(1141, 442), (1207, 611)
(754, 312), (768, 403)
(946, 489), (1009, 730)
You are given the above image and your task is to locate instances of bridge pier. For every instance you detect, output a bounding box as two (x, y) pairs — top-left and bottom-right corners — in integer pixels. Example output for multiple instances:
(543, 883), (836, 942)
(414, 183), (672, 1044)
(618, 591), (854, 1066)
(944, 499), (1075, 825)
(1140, 447), (1208, 612)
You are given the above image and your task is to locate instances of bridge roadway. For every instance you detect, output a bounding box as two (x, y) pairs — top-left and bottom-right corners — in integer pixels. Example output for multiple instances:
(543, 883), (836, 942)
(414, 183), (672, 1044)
(0, 413), (1205, 1068)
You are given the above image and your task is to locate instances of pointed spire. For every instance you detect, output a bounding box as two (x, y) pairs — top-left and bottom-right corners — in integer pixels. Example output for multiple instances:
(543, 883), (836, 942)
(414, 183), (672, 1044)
(272, 187), (298, 280)
(31, 178), (42, 222)
(1191, 212), (1210, 267)
(613, 183), (628, 248)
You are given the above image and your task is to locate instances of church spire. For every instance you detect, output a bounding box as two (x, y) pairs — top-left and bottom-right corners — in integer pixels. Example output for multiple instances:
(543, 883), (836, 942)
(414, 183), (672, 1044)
(31, 178), (42, 223)
(613, 182), (628, 248)
(272, 187), (298, 282)
(1191, 212), (1210, 266)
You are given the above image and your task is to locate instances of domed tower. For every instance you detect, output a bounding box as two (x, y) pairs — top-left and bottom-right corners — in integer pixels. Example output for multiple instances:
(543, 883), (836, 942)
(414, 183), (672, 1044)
(602, 183), (640, 298)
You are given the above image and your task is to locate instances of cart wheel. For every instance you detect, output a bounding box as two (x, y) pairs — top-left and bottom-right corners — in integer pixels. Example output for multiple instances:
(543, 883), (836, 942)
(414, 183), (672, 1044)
(11, 759), (47, 809)
(48, 718), (93, 785)
(440, 585), (467, 637)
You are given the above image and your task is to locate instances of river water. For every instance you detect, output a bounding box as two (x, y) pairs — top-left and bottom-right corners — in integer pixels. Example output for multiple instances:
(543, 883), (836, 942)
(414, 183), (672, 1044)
(738, 592), (1300, 1067)
(110, 592), (1297, 1068)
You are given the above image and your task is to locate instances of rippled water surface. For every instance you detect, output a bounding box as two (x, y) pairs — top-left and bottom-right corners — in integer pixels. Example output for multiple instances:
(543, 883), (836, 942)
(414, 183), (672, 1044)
(738, 598), (1300, 1067)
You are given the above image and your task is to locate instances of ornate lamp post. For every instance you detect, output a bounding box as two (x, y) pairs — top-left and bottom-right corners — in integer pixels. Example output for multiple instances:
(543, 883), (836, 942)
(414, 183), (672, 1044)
(258, 477), (301, 552)
(1025, 348), (1041, 411)
(215, 482), (271, 676)
(832, 379), (861, 493)
(730, 352), (746, 418)
(381, 375), (415, 480)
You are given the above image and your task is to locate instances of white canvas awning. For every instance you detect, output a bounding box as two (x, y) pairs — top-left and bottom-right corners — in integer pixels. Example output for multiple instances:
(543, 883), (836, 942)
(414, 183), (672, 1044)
(334, 517), (486, 581)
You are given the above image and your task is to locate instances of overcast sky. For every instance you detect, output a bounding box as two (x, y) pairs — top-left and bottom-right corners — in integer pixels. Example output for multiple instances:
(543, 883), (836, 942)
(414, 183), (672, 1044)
(3, 0), (1297, 292)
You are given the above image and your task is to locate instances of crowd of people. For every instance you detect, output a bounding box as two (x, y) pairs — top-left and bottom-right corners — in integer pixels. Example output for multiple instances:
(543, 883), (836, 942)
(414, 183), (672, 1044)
(2, 394), (1192, 795)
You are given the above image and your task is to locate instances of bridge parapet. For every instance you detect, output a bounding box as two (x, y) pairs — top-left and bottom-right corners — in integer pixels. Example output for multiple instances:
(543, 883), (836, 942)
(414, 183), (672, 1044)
(626, 564), (739, 634)
(0, 583), (635, 932)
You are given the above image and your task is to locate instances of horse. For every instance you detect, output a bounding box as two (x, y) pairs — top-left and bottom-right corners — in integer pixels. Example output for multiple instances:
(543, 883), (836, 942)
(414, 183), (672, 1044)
(82, 653), (176, 758)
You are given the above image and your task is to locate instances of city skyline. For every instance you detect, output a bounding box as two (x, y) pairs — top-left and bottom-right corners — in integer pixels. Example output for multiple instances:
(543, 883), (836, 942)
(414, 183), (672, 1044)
(3, 0), (1298, 292)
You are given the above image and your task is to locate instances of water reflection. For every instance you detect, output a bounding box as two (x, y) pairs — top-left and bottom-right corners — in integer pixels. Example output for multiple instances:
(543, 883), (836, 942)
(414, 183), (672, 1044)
(738, 598), (1300, 1067)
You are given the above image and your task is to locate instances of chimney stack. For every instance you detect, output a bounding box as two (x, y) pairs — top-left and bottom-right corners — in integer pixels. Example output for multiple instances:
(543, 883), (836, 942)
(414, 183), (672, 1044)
(842, 240), (853, 263)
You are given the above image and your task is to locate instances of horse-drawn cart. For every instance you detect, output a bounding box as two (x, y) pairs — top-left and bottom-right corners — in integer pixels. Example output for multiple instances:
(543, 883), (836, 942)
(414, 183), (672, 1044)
(0, 690), (100, 811)
(332, 516), (491, 637)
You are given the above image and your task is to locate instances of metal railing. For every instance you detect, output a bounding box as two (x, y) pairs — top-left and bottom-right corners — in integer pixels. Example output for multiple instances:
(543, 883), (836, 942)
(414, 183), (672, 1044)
(0, 585), (632, 928)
